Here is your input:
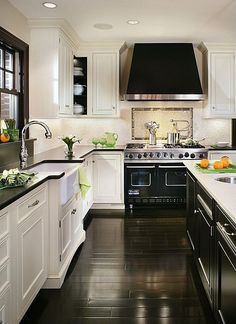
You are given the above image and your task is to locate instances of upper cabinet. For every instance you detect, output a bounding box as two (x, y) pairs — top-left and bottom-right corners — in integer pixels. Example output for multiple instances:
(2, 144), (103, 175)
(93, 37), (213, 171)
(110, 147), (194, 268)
(73, 44), (123, 118)
(199, 43), (236, 118)
(29, 21), (78, 119)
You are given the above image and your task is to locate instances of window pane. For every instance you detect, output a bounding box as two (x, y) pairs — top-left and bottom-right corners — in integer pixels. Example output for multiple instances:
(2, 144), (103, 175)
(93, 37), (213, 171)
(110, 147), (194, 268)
(0, 49), (3, 68)
(5, 51), (13, 71)
(0, 92), (19, 126)
(0, 70), (3, 88)
(5, 72), (13, 90)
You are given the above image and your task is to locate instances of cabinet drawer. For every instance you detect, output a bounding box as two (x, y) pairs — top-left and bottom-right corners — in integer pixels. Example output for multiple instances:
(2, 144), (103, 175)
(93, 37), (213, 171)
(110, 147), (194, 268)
(0, 212), (9, 241)
(0, 261), (10, 295)
(17, 187), (47, 224)
(0, 239), (9, 268)
(196, 183), (213, 219)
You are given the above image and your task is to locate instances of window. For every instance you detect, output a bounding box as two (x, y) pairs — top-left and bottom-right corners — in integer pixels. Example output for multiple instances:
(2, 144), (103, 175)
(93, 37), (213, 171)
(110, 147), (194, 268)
(0, 27), (29, 134)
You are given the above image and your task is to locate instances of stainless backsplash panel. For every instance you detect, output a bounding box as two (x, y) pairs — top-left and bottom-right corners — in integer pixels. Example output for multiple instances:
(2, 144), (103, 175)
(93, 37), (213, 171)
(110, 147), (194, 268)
(132, 107), (193, 140)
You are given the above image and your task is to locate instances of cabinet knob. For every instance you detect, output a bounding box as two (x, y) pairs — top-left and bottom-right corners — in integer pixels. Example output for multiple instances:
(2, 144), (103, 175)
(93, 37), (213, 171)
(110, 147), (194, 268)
(212, 106), (216, 110)
(65, 104), (70, 108)
(71, 208), (77, 215)
(194, 209), (199, 214)
(112, 106), (116, 110)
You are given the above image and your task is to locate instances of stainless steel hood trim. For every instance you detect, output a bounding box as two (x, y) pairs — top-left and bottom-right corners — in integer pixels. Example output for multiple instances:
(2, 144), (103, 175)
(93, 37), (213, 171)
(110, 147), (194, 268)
(125, 93), (206, 101)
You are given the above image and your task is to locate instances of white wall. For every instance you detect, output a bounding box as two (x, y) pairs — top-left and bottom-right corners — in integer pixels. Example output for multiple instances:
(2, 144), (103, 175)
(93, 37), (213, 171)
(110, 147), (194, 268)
(0, 0), (30, 44)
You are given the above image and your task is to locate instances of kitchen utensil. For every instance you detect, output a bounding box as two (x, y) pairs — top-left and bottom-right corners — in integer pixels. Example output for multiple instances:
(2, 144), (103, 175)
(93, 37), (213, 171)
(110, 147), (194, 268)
(104, 132), (118, 147)
(167, 132), (180, 145)
(144, 121), (160, 145)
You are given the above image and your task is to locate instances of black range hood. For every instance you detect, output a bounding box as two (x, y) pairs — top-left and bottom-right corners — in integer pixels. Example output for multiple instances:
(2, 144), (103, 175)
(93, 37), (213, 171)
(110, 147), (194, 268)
(125, 43), (205, 101)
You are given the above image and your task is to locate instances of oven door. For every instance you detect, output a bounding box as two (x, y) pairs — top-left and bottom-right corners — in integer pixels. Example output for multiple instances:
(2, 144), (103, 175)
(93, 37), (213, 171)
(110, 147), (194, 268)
(157, 163), (186, 202)
(125, 164), (157, 202)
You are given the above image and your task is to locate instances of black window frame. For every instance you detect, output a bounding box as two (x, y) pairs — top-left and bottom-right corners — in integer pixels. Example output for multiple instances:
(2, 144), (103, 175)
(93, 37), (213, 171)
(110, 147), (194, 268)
(0, 26), (29, 133)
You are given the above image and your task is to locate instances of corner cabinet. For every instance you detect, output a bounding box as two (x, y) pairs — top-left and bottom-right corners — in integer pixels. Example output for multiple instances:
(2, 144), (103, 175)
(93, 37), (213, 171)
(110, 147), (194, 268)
(92, 52), (118, 116)
(199, 43), (236, 118)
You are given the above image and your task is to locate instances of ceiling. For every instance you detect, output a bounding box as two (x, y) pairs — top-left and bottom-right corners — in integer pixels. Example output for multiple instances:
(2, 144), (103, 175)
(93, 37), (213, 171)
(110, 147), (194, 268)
(8, 0), (236, 43)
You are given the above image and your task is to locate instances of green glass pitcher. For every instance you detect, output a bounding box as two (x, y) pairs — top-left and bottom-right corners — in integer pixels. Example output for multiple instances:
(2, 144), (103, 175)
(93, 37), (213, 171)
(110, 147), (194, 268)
(104, 132), (118, 147)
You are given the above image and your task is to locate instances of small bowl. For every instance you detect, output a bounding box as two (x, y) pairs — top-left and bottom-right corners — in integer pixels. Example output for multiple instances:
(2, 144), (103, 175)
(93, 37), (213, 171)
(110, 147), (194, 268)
(216, 141), (229, 147)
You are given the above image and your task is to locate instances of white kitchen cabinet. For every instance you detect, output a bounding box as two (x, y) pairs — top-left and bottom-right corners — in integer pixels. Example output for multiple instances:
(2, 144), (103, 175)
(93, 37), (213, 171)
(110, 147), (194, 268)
(45, 169), (85, 289)
(0, 209), (12, 324)
(59, 33), (74, 115)
(29, 21), (77, 118)
(16, 185), (48, 322)
(199, 43), (236, 118)
(208, 150), (236, 163)
(81, 155), (94, 218)
(92, 52), (118, 116)
(93, 152), (124, 204)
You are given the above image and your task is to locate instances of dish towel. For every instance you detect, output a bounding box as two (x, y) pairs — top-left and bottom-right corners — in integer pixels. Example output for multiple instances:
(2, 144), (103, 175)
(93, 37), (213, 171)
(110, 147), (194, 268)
(78, 166), (91, 199)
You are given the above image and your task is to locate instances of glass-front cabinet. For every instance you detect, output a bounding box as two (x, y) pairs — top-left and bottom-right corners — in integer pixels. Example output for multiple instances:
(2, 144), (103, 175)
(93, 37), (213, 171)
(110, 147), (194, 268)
(73, 56), (87, 116)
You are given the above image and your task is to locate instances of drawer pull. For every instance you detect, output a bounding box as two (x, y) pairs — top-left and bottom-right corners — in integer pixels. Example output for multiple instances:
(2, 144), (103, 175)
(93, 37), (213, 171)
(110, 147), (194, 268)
(71, 208), (77, 215)
(28, 199), (39, 208)
(220, 224), (236, 236)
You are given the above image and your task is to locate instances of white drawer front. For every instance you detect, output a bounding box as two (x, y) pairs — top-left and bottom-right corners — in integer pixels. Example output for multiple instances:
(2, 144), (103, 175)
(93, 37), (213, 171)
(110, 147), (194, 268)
(0, 262), (10, 295)
(0, 239), (9, 268)
(17, 187), (47, 224)
(0, 213), (9, 241)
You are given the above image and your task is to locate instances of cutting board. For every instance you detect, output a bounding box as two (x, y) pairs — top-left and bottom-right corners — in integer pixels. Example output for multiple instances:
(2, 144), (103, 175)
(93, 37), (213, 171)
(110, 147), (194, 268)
(196, 163), (236, 174)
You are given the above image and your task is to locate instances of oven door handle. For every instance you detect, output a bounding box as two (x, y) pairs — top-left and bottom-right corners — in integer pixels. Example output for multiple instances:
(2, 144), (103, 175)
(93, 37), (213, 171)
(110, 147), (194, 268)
(158, 165), (186, 169)
(126, 166), (155, 169)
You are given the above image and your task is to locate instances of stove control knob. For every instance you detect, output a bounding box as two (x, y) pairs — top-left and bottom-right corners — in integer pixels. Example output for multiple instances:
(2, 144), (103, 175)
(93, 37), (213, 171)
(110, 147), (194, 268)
(129, 154), (134, 159)
(138, 153), (142, 159)
(149, 152), (154, 158)
(199, 153), (204, 159)
(179, 153), (184, 159)
(190, 153), (196, 159)
(170, 153), (174, 159)
(184, 152), (189, 157)
(143, 152), (148, 158)
(156, 152), (161, 158)
(163, 152), (168, 158)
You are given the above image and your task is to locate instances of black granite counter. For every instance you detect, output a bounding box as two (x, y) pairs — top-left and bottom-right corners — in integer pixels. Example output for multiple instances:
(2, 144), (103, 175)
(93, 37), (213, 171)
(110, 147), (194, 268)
(0, 144), (125, 210)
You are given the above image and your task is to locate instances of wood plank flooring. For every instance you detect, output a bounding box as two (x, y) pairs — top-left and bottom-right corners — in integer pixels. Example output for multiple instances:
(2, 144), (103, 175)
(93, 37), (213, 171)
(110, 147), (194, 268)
(20, 209), (216, 324)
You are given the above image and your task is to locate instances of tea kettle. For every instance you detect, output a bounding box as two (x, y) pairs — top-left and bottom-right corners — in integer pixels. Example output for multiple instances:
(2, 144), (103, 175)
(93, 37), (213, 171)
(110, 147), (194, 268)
(105, 132), (118, 147)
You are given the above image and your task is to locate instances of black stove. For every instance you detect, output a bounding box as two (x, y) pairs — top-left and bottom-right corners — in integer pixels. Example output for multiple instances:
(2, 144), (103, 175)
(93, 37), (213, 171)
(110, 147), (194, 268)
(124, 142), (208, 161)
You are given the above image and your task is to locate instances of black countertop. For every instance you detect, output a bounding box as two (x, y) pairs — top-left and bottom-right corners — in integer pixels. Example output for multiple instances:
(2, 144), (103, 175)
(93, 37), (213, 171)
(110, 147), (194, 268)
(0, 145), (125, 210)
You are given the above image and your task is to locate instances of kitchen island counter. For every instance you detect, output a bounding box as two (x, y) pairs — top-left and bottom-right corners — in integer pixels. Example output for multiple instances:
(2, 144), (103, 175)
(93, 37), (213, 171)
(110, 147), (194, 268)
(184, 160), (236, 225)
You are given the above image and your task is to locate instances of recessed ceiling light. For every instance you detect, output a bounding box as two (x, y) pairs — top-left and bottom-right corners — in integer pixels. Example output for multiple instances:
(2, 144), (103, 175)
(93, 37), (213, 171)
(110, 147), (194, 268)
(93, 23), (113, 30)
(42, 2), (57, 9)
(127, 20), (140, 25)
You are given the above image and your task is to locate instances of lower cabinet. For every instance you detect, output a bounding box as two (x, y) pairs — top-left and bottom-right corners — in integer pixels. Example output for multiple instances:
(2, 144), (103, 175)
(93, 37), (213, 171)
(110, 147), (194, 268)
(0, 287), (11, 324)
(93, 152), (124, 204)
(16, 184), (48, 322)
(81, 155), (94, 218)
(186, 172), (197, 251)
(215, 205), (236, 324)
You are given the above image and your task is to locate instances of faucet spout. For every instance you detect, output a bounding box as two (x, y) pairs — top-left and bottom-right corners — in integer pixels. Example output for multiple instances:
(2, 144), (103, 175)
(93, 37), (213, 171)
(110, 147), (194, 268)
(20, 120), (52, 169)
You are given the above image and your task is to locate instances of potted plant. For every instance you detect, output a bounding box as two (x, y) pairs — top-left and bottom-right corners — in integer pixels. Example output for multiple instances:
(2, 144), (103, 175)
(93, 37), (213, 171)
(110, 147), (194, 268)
(3, 119), (19, 142)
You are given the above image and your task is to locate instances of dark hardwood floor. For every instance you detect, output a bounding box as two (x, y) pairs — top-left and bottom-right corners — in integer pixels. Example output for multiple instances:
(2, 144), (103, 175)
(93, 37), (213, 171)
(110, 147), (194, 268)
(20, 208), (216, 324)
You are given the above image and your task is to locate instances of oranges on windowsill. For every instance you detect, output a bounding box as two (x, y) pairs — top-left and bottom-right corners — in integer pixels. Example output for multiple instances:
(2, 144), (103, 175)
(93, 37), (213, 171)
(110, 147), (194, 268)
(0, 133), (10, 143)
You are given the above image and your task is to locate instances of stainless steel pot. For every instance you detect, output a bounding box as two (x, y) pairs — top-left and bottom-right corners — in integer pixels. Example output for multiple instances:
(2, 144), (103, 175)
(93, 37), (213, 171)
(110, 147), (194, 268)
(167, 132), (180, 145)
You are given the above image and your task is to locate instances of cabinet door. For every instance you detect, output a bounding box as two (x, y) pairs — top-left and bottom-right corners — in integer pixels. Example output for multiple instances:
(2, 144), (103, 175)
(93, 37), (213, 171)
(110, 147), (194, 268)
(17, 203), (48, 320)
(186, 172), (197, 251)
(71, 198), (83, 245)
(92, 52), (118, 116)
(82, 157), (94, 217)
(209, 52), (235, 117)
(59, 34), (73, 115)
(59, 208), (72, 264)
(215, 206), (236, 324)
(196, 193), (214, 304)
(0, 287), (12, 324)
(93, 154), (122, 203)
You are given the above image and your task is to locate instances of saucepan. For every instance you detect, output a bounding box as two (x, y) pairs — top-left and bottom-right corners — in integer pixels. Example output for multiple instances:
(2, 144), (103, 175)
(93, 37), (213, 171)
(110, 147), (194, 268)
(167, 132), (180, 145)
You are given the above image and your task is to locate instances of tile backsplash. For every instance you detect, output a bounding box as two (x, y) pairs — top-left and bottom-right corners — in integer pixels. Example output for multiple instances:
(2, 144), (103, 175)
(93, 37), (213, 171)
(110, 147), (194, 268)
(132, 107), (193, 140)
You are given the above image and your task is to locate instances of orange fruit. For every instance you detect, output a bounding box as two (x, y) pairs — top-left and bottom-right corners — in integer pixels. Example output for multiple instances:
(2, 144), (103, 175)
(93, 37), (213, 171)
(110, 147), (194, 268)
(213, 160), (224, 169)
(200, 159), (209, 168)
(0, 133), (10, 143)
(221, 156), (230, 168)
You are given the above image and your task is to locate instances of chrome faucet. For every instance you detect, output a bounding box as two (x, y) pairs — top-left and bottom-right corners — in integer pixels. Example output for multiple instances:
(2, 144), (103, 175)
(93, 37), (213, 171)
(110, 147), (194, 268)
(20, 120), (52, 169)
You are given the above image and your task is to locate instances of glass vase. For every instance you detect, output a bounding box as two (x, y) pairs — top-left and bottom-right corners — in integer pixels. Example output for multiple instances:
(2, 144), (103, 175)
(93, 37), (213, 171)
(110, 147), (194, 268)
(64, 146), (74, 158)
